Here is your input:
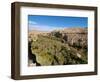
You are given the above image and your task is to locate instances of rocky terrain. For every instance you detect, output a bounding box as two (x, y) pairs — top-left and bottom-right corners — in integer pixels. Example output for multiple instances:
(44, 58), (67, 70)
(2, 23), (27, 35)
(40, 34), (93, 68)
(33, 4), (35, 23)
(28, 28), (88, 66)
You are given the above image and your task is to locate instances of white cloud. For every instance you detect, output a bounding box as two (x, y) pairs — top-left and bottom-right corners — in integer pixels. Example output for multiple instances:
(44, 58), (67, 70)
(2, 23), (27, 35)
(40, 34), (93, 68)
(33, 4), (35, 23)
(29, 24), (65, 32)
(28, 20), (65, 31)
(28, 20), (37, 25)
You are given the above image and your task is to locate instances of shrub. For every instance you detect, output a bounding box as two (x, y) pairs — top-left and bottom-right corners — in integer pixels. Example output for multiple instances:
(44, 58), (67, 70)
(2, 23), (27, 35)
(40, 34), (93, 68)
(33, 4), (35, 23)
(36, 51), (54, 66)
(53, 31), (62, 38)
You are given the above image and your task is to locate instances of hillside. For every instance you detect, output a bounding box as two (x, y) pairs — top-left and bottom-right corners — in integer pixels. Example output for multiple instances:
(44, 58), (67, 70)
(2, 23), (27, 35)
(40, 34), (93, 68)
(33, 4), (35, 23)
(28, 28), (88, 66)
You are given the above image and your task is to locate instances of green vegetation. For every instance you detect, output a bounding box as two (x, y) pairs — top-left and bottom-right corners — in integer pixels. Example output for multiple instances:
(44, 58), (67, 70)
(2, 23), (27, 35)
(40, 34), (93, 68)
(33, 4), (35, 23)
(29, 31), (88, 66)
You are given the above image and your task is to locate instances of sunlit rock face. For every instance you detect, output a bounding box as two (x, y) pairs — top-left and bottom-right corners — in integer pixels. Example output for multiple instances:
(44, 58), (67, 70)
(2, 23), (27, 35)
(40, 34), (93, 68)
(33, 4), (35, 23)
(51, 28), (87, 47)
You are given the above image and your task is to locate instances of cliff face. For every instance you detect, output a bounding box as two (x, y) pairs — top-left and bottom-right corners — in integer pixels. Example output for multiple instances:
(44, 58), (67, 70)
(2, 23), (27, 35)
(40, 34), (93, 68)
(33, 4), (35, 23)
(51, 28), (87, 47)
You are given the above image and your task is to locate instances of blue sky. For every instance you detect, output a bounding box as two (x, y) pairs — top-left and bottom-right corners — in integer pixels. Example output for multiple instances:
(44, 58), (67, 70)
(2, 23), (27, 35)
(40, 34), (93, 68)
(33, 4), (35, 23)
(28, 15), (88, 31)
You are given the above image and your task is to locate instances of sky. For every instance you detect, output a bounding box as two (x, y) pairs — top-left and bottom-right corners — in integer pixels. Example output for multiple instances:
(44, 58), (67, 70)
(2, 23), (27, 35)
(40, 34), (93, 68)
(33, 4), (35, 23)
(28, 15), (88, 31)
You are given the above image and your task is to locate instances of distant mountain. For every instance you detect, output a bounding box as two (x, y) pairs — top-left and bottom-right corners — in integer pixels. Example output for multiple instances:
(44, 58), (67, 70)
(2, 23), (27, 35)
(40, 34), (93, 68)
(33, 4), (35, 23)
(29, 30), (49, 35)
(52, 28), (87, 34)
(29, 27), (87, 35)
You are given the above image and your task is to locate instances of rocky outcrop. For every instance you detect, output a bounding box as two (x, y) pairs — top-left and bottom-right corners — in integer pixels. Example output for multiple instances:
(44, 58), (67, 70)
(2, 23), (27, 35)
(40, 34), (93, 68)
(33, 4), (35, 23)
(51, 28), (87, 47)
